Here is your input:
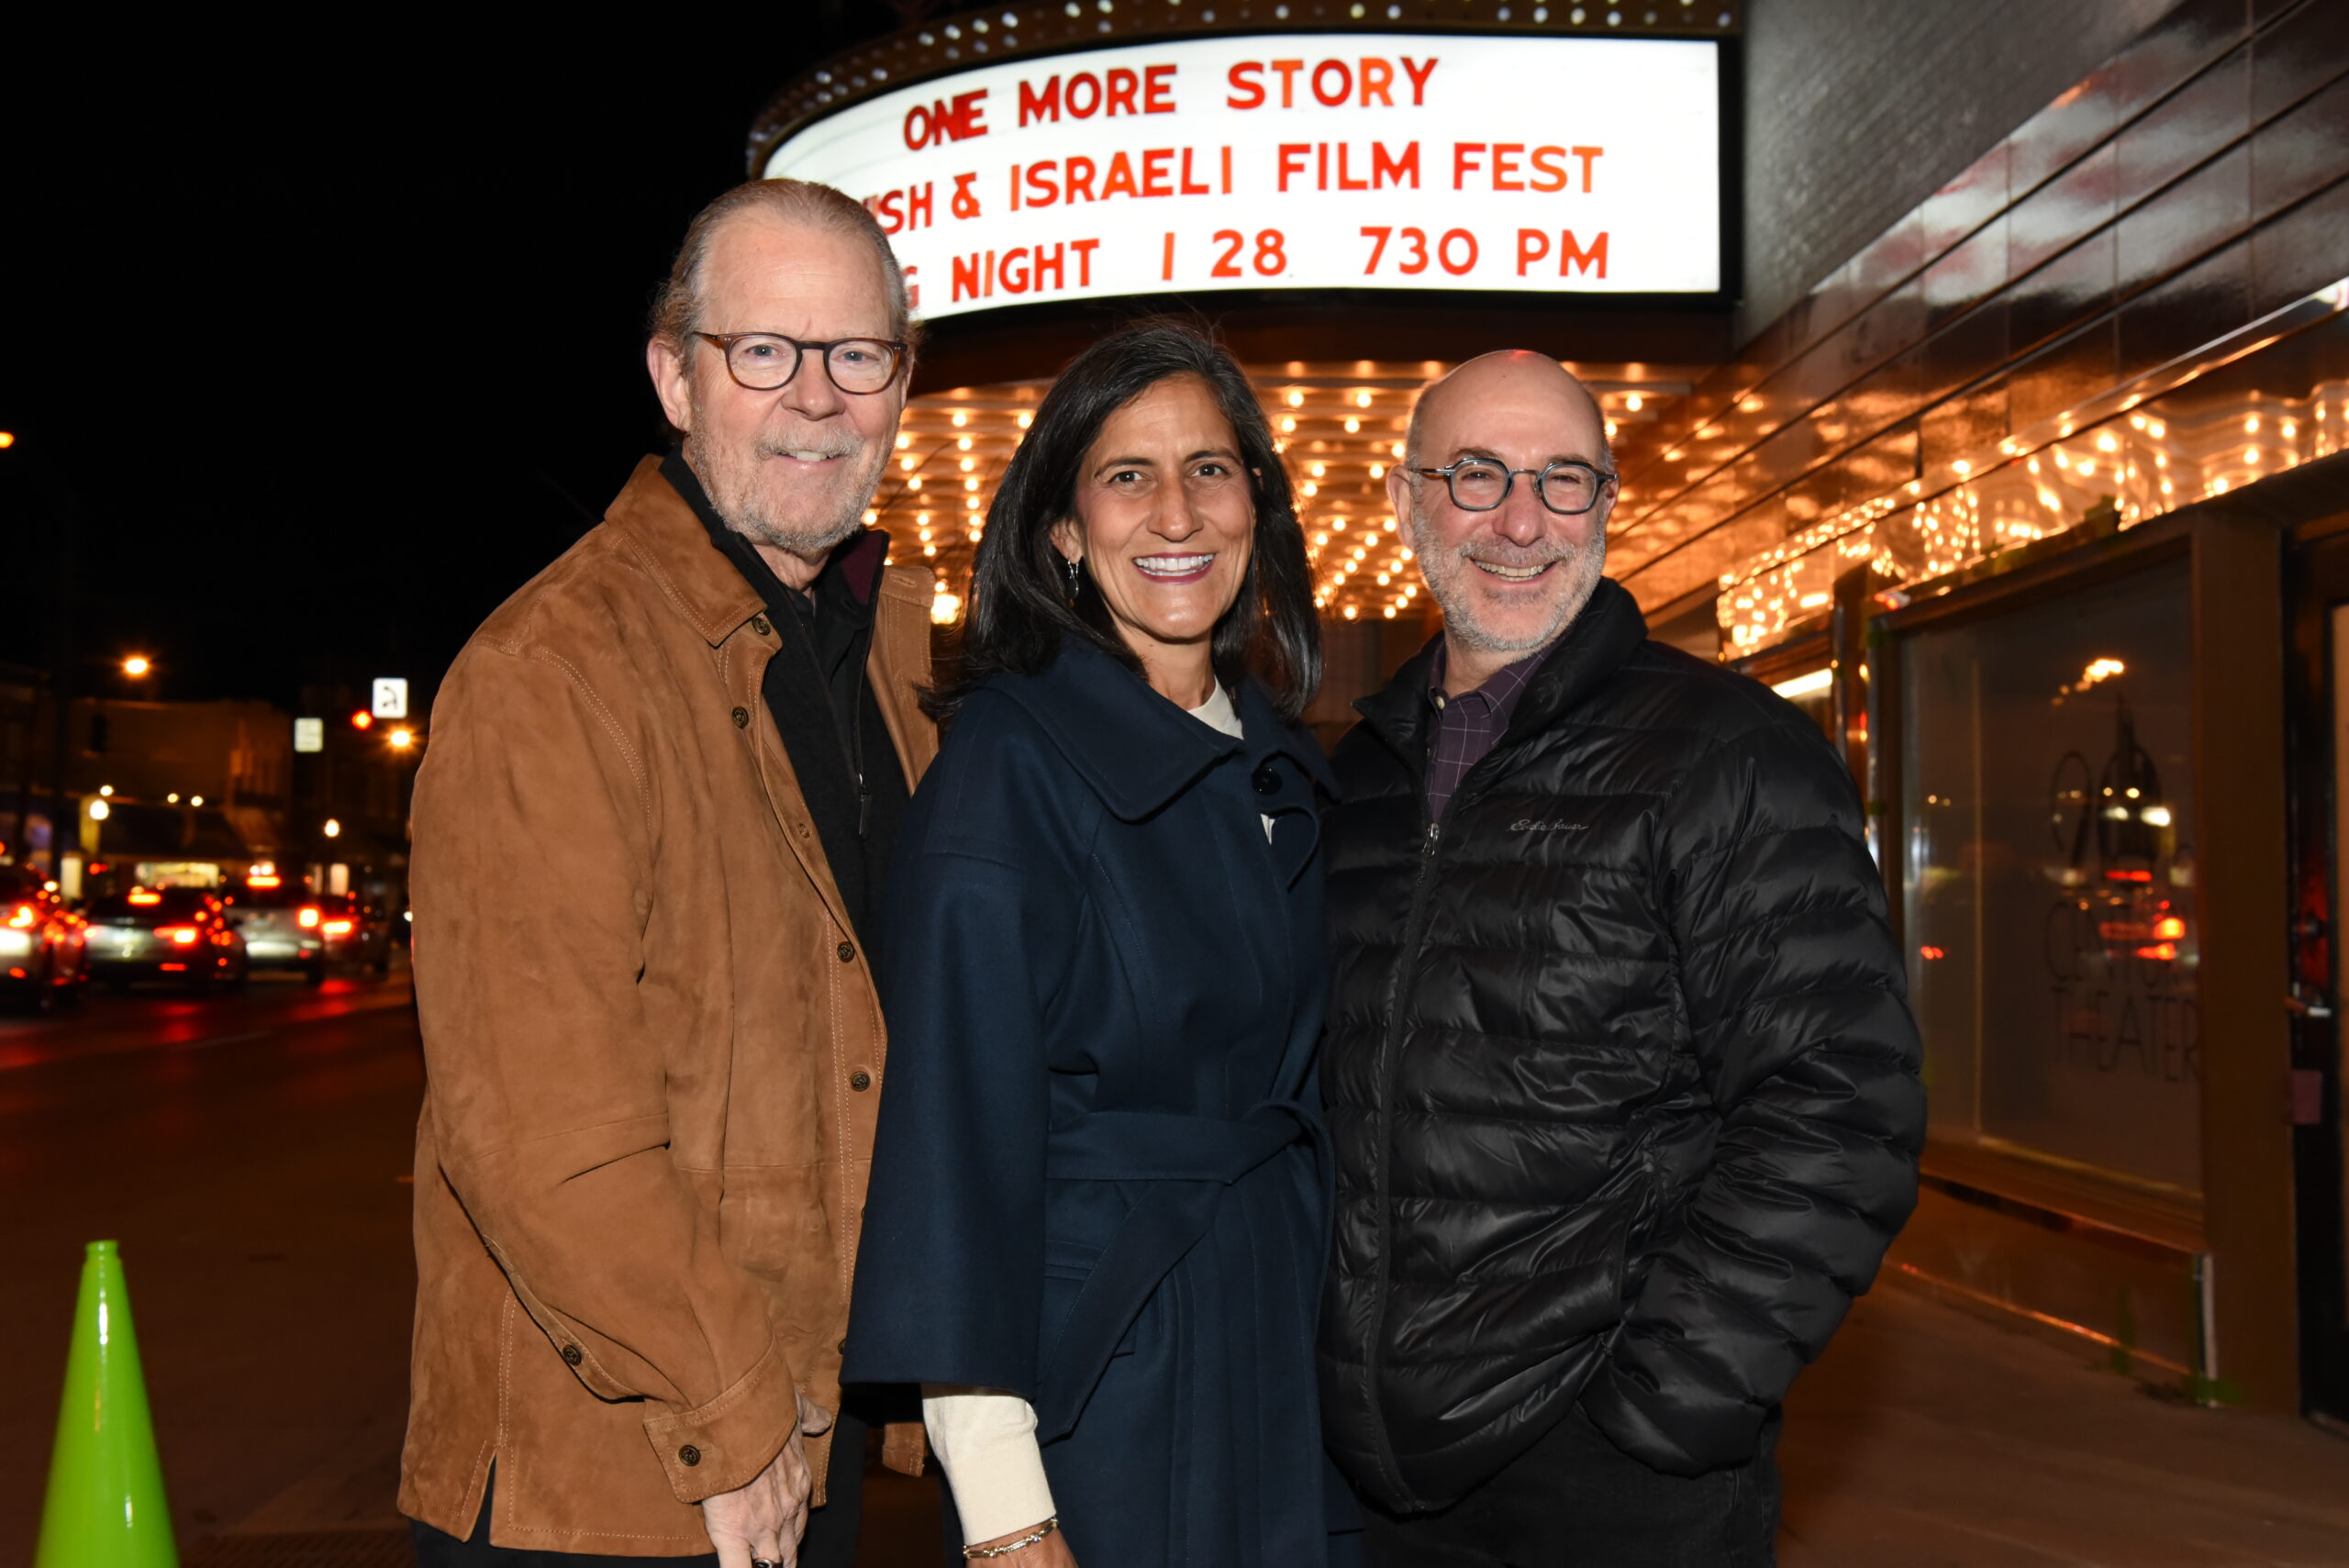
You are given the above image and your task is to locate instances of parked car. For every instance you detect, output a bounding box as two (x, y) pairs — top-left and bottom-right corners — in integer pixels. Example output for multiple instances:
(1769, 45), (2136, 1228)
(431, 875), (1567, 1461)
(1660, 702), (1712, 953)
(83, 886), (247, 992)
(218, 876), (328, 984)
(0, 865), (89, 1009)
(314, 892), (392, 975)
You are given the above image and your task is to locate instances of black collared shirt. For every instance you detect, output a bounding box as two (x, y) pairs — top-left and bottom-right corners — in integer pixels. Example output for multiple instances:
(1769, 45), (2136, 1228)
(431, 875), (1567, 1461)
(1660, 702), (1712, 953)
(662, 450), (909, 961)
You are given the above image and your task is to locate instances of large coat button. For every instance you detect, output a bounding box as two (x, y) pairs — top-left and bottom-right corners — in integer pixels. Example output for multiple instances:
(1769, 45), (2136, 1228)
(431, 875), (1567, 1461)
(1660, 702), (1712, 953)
(561, 1344), (584, 1367)
(678, 1445), (701, 1467)
(1252, 763), (1281, 795)
(850, 1071), (872, 1091)
(730, 706), (750, 728)
(751, 615), (772, 637)
(837, 940), (856, 962)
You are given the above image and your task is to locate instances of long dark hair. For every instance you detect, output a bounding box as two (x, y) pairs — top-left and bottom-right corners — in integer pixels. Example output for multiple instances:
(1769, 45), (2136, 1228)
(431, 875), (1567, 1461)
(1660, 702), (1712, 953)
(923, 319), (1321, 723)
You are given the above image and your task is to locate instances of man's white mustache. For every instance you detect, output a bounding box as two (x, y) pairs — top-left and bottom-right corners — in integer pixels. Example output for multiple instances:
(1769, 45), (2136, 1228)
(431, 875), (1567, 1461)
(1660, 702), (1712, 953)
(1454, 540), (1580, 569)
(758, 437), (863, 462)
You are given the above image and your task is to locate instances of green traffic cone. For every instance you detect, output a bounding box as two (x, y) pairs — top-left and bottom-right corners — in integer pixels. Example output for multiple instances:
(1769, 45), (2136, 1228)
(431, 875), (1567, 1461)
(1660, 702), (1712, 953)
(33, 1240), (177, 1568)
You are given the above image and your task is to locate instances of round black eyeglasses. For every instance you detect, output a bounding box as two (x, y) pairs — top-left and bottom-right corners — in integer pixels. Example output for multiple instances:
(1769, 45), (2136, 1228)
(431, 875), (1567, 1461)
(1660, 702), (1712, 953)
(696, 332), (908, 395)
(1411, 458), (1618, 516)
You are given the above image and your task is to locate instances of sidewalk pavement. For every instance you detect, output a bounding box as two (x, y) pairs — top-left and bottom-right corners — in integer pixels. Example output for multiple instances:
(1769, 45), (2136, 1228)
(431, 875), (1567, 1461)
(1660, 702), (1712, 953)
(145, 1283), (2349, 1566)
(1778, 1284), (2349, 1566)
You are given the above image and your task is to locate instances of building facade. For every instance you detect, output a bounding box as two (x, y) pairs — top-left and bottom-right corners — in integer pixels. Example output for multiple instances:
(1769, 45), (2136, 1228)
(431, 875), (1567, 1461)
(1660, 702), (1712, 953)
(760, 0), (2349, 1423)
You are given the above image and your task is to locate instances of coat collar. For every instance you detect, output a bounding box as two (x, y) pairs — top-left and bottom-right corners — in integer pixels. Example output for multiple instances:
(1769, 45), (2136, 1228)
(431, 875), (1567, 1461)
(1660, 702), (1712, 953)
(1354, 577), (1650, 760)
(987, 639), (1334, 822)
(603, 454), (766, 648)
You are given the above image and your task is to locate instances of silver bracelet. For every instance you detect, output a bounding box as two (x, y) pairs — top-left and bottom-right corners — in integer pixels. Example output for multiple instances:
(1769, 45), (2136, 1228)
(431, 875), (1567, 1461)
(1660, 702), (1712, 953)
(963, 1516), (1060, 1560)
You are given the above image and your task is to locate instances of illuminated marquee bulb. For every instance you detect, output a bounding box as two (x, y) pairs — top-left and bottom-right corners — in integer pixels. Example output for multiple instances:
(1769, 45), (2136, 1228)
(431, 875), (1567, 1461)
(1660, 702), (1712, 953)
(958, 435), (974, 451)
(1286, 389), (1305, 407)
(952, 410), (969, 428)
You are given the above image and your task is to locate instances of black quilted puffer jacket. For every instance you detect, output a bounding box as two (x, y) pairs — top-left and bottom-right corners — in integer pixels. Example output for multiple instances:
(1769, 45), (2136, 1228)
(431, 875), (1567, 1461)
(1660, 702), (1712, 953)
(1318, 579), (1924, 1512)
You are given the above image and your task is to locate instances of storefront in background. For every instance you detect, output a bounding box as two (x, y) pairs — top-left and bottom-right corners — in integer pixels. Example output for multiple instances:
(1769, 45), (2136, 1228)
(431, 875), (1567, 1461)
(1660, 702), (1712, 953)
(1634, 1), (2349, 1424)
(758, 0), (2349, 1424)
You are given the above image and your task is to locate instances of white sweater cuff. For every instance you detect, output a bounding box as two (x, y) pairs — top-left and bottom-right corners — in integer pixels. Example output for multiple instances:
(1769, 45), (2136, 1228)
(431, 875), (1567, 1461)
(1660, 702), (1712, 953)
(921, 1386), (1057, 1546)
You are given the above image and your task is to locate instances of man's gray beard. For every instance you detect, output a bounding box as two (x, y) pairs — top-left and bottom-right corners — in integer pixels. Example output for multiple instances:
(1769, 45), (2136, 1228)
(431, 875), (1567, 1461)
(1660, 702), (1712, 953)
(1408, 498), (1608, 656)
(685, 407), (884, 562)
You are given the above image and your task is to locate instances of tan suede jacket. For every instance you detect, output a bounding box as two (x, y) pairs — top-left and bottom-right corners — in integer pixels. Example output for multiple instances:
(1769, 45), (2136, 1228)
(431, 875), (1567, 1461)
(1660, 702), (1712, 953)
(399, 457), (937, 1552)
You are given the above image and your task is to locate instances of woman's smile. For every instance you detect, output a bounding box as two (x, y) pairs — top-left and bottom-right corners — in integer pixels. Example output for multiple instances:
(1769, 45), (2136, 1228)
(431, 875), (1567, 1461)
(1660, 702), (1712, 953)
(1132, 550), (1218, 583)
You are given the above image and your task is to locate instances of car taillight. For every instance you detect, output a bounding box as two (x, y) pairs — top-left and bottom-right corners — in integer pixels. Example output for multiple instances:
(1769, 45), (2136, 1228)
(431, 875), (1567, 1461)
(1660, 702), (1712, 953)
(160, 927), (202, 946)
(6, 905), (34, 929)
(324, 919), (354, 936)
(297, 906), (321, 929)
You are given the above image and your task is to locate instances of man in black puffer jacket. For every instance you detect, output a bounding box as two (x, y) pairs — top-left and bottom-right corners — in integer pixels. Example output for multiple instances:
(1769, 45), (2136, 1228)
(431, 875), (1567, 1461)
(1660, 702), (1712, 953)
(1320, 352), (1924, 1565)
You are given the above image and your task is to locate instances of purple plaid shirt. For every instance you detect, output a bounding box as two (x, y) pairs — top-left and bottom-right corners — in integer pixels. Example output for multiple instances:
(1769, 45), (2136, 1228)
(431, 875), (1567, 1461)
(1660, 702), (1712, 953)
(1424, 644), (1542, 823)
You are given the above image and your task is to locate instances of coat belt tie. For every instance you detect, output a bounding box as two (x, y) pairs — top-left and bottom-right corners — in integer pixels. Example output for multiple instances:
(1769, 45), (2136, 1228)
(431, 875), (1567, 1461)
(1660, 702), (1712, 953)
(1032, 1099), (1322, 1441)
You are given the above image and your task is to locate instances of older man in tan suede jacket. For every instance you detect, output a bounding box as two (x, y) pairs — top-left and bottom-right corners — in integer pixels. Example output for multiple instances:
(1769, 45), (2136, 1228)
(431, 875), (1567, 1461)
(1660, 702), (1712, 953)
(400, 180), (935, 1568)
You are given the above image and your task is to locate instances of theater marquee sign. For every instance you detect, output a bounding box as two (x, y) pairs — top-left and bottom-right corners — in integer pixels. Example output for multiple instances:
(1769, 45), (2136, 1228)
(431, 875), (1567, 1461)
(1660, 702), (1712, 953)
(763, 33), (1724, 319)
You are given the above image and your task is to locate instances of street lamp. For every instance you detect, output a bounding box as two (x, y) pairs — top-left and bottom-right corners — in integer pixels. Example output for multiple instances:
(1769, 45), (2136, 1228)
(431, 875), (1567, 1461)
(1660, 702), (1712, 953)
(121, 654), (151, 678)
(0, 431), (15, 450)
(388, 728), (415, 751)
(87, 798), (110, 822)
(323, 818), (342, 839)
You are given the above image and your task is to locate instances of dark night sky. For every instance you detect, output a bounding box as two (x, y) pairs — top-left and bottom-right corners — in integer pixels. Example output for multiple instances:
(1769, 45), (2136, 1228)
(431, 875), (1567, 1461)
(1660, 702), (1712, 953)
(2, 10), (919, 710)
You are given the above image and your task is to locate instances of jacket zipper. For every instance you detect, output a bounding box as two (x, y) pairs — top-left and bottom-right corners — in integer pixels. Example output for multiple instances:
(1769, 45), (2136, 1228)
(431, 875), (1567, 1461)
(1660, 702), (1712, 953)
(1361, 811), (1445, 1503)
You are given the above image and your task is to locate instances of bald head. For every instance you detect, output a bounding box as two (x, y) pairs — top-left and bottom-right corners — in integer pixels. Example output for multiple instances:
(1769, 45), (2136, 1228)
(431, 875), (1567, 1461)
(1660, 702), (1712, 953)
(1389, 350), (1617, 693)
(1406, 351), (1610, 471)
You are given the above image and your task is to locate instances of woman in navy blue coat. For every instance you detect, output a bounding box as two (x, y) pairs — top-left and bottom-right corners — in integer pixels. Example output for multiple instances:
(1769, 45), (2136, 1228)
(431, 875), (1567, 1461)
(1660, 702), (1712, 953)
(843, 322), (1339, 1566)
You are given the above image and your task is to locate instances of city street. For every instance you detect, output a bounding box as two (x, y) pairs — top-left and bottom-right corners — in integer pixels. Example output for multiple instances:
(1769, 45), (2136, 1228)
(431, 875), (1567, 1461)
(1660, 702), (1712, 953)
(6, 974), (2349, 1567)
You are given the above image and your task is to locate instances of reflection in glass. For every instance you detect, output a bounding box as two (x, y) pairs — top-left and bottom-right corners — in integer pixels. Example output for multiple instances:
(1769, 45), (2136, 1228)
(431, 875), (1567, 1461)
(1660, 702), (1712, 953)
(1903, 563), (2199, 1194)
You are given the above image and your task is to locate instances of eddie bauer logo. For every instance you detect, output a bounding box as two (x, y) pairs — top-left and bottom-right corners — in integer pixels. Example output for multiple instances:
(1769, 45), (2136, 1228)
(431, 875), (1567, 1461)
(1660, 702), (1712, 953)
(1510, 818), (1587, 832)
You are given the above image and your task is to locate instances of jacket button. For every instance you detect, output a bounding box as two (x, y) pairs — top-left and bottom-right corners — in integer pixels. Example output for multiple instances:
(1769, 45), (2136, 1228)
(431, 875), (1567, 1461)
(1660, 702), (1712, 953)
(730, 706), (750, 728)
(1252, 762), (1280, 795)
(850, 1070), (872, 1091)
(678, 1444), (701, 1467)
(751, 615), (772, 637)
(561, 1344), (583, 1367)
(837, 940), (856, 962)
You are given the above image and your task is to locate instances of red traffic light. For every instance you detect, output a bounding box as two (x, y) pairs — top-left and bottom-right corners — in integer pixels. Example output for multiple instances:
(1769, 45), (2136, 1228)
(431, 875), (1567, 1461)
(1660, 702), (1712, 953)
(351, 710), (374, 730)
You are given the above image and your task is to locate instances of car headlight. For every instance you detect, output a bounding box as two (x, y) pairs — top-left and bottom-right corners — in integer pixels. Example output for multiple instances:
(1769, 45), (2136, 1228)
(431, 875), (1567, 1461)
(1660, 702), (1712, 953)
(0, 930), (32, 957)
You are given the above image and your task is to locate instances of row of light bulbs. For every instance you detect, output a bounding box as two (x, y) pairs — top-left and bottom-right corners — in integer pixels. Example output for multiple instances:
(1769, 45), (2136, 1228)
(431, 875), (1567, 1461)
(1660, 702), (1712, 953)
(878, 369), (1677, 630)
(1714, 383), (2347, 651)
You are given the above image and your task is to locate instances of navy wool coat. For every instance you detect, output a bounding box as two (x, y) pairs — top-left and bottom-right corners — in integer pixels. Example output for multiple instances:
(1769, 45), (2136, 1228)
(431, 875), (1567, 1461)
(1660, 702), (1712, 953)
(844, 638), (1338, 1566)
